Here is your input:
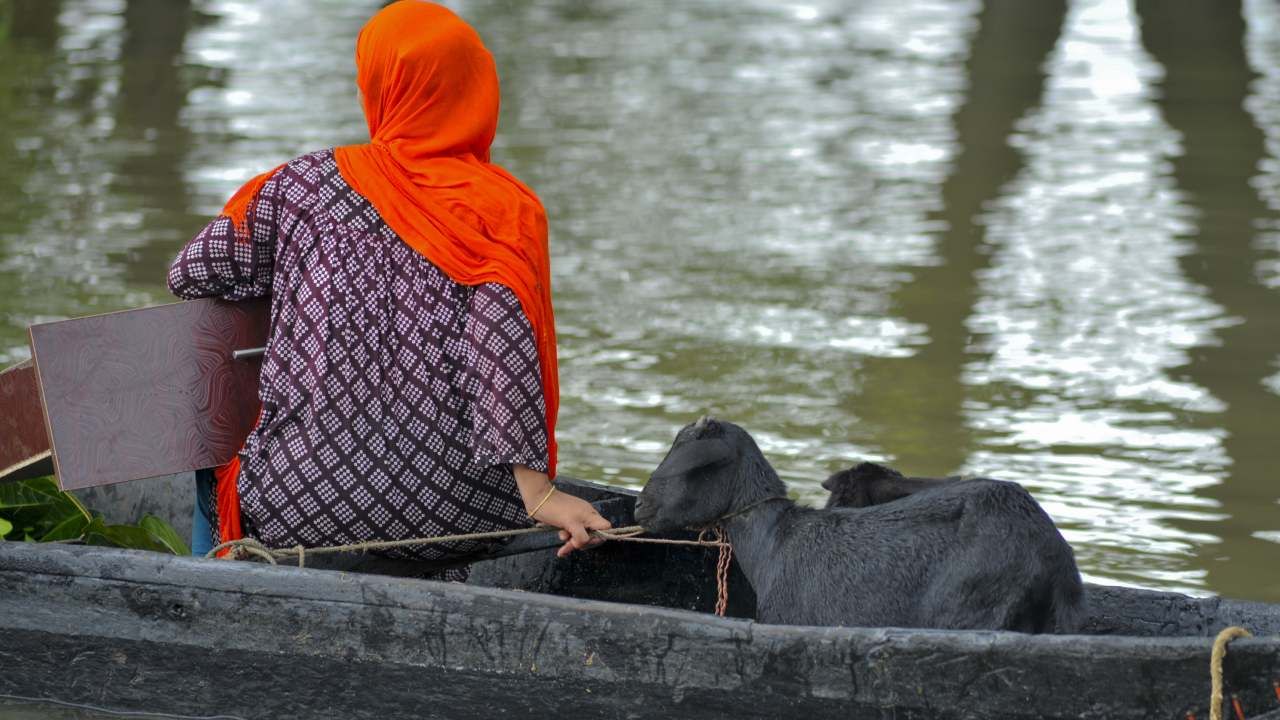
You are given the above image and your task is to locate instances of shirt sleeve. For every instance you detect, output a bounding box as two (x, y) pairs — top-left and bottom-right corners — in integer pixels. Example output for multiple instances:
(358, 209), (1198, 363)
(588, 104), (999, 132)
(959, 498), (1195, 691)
(167, 171), (282, 301)
(465, 285), (551, 474)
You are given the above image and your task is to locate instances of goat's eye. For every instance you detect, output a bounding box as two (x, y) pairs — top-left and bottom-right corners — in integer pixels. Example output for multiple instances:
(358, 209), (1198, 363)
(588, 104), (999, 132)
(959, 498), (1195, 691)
(651, 438), (733, 480)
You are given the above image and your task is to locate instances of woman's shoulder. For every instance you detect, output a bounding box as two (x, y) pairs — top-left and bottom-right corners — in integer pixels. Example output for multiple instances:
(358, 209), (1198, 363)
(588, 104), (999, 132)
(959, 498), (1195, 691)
(252, 150), (348, 219)
(273, 148), (343, 189)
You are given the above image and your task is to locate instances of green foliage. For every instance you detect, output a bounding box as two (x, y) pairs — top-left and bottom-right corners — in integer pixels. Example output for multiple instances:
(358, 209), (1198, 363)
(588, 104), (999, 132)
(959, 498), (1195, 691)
(140, 514), (191, 555)
(0, 476), (187, 554)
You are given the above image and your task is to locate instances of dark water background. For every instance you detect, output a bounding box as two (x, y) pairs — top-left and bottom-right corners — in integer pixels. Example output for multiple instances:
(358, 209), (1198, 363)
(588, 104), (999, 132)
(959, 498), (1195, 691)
(1, 0), (1277, 643)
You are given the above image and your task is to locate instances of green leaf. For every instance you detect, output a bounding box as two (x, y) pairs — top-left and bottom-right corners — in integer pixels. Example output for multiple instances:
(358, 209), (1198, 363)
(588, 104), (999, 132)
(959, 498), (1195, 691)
(0, 477), (89, 542)
(139, 515), (190, 556)
(0, 477), (85, 521)
(61, 489), (92, 522)
(0, 477), (185, 555)
(28, 477), (88, 520)
(0, 478), (62, 511)
(40, 513), (90, 542)
(83, 517), (169, 553)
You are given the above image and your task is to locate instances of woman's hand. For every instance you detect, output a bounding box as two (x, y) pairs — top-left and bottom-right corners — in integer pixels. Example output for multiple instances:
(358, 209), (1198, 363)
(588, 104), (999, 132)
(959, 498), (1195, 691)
(514, 464), (613, 557)
(532, 489), (614, 557)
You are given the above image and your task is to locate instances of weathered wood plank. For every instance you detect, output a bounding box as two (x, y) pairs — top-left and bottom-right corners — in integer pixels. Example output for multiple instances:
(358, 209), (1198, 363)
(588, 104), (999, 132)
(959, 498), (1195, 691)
(28, 298), (269, 490)
(2, 542), (1279, 720)
(0, 360), (52, 482)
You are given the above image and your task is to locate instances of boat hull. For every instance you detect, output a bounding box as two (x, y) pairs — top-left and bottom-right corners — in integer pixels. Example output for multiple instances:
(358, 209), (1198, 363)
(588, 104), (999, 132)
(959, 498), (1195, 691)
(2, 481), (1279, 720)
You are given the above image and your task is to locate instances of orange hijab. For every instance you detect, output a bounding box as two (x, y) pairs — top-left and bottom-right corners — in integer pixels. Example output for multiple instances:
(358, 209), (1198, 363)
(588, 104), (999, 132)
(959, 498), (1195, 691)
(220, 1), (559, 477)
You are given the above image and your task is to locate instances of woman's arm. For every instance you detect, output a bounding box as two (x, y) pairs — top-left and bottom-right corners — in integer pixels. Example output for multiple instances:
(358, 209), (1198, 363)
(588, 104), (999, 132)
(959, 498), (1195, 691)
(167, 173), (282, 300)
(513, 464), (612, 557)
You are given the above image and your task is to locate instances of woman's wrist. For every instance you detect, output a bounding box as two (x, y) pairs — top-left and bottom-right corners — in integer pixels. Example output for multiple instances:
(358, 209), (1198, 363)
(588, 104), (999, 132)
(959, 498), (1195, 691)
(526, 485), (557, 519)
(512, 464), (554, 514)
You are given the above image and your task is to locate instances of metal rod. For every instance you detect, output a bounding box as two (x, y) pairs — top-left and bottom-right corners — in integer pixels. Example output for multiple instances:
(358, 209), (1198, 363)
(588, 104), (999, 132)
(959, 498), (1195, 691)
(232, 347), (266, 361)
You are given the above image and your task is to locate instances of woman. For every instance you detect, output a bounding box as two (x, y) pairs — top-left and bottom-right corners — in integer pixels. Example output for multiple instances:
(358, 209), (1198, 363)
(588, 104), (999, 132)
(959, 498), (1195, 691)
(169, 1), (610, 570)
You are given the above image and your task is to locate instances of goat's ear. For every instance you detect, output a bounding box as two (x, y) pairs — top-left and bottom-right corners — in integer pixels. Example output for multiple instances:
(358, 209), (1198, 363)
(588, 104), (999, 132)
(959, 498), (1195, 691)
(852, 462), (904, 481)
(651, 439), (734, 480)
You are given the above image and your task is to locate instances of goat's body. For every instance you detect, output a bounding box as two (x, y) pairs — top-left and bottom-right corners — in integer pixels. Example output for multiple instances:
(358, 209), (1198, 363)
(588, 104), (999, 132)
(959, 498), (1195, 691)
(731, 479), (1084, 631)
(636, 418), (1085, 632)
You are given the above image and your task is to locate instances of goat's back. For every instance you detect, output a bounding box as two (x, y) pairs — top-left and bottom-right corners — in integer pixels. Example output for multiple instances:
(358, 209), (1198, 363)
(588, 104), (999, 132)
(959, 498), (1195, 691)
(763, 479), (1084, 632)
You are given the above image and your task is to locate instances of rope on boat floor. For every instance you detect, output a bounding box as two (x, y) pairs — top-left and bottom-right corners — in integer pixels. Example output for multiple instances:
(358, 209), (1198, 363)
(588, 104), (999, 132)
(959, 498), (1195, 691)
(1206, 625), (1253, 720)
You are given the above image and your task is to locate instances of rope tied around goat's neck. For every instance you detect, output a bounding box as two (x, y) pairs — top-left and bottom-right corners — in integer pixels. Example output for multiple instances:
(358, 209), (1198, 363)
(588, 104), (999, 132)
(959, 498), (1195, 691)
(699, 526), (732, 617)
(716, 495), (790, 523)
(205, 523), (736, 615)
(1209, 626), (1252, 720)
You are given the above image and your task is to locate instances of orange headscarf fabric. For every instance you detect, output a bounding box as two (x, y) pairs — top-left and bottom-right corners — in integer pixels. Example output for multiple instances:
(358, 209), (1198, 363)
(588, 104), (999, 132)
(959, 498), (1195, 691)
(218, 1), (559, 479)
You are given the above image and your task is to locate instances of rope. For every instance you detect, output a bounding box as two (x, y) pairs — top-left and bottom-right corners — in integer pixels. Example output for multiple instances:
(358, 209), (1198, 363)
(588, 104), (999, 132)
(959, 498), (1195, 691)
(714, 495), (790, 524)
(712, 526), (731, 617)
(1210, 626), (1252, 720)
(205, 522), (736, 615)
(205, 524), (727, 563)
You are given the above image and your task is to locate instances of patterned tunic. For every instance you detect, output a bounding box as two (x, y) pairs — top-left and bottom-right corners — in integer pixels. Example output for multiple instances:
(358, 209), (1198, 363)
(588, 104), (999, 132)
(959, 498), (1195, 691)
(168, 150), (547, 564)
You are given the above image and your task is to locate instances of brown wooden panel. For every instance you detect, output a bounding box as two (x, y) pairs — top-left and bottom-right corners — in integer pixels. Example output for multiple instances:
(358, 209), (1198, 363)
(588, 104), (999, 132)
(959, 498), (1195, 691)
(29, 298), (269, 491)
(0, 360), (53, 482)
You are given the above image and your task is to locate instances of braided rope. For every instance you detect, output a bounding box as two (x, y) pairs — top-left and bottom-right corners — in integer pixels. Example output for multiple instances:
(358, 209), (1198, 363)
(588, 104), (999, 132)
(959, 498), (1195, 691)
(205, 524), (726, 563)
(712, 526), (732, 617)
(1210, 626), (1252, 720)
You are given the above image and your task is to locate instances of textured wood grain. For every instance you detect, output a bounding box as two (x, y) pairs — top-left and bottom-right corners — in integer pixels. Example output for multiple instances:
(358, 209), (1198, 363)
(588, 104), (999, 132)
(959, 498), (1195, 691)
(0, 360), (53, 483)
(29, 298), (269, 491)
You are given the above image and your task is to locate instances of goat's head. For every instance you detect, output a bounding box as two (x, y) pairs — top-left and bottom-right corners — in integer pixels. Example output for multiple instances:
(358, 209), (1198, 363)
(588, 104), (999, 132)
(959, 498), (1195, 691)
(822, 462), (902, 509)
(634, 416), (776, 533)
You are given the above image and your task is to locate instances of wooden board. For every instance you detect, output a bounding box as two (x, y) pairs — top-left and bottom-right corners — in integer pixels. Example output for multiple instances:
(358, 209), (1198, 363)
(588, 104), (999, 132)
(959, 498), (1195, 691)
(0, 360), (53, 482)
(27, 298), (269, 490)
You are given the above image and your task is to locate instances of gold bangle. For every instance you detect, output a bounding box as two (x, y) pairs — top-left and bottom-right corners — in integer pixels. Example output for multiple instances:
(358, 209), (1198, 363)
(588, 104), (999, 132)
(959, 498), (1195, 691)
(528, 485), (556, 519)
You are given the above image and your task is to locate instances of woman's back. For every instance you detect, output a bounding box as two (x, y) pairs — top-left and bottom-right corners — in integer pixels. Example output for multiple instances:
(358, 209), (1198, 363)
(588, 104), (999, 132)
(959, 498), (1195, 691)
(172, 1), (611, 566)
(169, 149), (548, 560)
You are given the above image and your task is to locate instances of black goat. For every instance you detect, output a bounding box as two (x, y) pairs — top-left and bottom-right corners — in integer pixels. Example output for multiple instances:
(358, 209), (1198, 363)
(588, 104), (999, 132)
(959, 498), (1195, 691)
(634, 417), (1085, 632)
(822, 462), (958, 509)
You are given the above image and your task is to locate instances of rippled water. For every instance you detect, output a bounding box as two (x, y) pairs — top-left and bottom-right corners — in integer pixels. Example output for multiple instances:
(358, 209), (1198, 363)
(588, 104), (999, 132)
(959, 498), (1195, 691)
(1, 0), (1277, 620)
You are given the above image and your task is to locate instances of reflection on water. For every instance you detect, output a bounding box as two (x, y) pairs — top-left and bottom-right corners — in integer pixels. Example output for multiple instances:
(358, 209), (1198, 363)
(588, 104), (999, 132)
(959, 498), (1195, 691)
(971, 0), (1232, 594)
(0, 0), (1276, 602)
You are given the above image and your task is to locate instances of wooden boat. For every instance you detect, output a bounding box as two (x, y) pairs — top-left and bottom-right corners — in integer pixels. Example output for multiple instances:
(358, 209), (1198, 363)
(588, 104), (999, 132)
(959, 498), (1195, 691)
(3, 300), (1279, 718)
(2, 477), (1279, 720)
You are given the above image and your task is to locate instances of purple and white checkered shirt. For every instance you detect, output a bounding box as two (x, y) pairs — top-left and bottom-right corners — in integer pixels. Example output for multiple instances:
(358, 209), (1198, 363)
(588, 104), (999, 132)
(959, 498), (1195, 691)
(168, 150), (548, 563)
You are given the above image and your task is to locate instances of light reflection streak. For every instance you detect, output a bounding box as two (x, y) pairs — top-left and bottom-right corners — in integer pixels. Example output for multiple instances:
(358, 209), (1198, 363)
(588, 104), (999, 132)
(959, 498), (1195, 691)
(964, 0), (1230, 592)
